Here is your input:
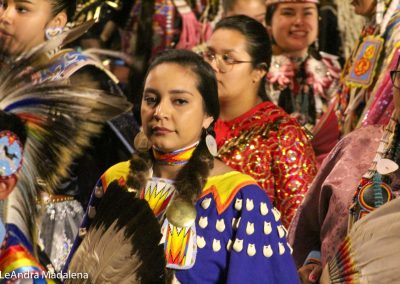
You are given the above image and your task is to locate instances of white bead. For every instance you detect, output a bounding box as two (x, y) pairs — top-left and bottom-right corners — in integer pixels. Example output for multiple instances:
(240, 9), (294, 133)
(260, 202), (269, 215)
(263, 245), (273, 257)
(201, 197), (212, 209)
(272, 207), (281, 221)
(213, 239), (221, 252)
(288, 243), (293, 254)
(216, 219), (226, 232)
(247, 244), (256, 256)
(277, 225), (285, 238)
(264, 221), (272, 235)
(279, 242), (285, 255)
(246, 199), (254, 211)
(198, 216), (208, 229)
(233, 239), (243, 252)
(234, 198), (243, 211)
(246, 222), (255, 235)
(197, 236), (206, 249)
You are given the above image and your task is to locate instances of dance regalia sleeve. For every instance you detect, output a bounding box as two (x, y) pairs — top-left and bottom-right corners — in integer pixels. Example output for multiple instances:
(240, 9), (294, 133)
(216, 102), (317, 228)
(175, 171), (300, 284)
(288, 125), (384, 267)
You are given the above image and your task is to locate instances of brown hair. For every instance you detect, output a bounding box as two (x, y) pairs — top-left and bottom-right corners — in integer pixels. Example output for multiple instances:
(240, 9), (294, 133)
(127, 49), (219, 204)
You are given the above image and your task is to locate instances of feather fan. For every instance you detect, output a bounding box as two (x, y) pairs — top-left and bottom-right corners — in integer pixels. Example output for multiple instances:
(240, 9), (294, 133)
(0, 32), (132, 250)
(66, 181), (167, 284)
(325, 197), (400, 284)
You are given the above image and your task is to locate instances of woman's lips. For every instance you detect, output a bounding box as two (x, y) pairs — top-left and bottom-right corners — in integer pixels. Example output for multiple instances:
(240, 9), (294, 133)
(0, 28), (12, 37)
(152, 126), (173, 135)
(289, 31), (307, 38)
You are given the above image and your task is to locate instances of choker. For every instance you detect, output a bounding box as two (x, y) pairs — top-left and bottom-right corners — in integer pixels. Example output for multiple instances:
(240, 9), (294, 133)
(153, 142), (199, 165)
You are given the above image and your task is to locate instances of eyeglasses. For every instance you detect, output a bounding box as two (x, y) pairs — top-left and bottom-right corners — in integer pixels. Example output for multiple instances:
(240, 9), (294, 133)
(390, 70), (400, 89)
(202, 50), (253, 73)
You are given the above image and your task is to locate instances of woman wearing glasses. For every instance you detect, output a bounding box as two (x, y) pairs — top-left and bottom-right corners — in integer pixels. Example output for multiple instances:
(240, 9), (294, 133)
(288, 60), (400, 283)
(204, 15), (317, 228)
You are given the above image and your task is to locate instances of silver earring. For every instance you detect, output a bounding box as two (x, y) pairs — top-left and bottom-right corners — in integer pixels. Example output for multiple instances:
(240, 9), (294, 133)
(133, 131), (152, 153)
(45, 27), (64, 40)
(314, 38), (319, 51)
(205, 132), (218, 157)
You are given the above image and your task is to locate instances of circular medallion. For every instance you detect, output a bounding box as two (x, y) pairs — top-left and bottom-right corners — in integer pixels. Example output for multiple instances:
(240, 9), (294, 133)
(166, 198), (197, 228)
(0, 131), (23, 178)
(358, 181), (392, 211)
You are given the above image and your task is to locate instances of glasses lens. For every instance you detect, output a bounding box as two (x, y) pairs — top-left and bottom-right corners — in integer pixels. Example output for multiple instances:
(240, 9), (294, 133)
(202, 51), (233, 72)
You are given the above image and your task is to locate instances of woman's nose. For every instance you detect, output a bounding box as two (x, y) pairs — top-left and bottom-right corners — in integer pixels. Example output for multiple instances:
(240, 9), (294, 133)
(153, 101), (168, 120)
(294, 14), (304, 25)
(0, 6), (13, 25)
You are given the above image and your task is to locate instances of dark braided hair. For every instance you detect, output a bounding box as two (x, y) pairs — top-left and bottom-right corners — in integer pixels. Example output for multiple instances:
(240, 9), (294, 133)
(49, 0), (77, 22)
(0, 111), (27, 147)
(214, 15), (272, 101)
(127, 49), (220, 204)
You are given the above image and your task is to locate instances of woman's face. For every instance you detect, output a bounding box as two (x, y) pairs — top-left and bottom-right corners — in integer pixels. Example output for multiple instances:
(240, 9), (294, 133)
(206, 28), (260, 104)
(0, 0), (65, 56)
(141, 63), (213, 152)
(351, 0), (376, 17)
(269, 3), (318, 57)
(225, 0), (267, 26)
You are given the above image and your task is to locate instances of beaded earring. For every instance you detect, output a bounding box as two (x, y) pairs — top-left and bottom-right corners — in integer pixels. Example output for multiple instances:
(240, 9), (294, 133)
(45, 27), (64, 40)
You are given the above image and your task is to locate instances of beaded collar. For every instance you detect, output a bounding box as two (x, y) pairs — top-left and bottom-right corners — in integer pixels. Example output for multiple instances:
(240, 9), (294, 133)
(152, 142), (199, 165)
(349, 115), (399, 229)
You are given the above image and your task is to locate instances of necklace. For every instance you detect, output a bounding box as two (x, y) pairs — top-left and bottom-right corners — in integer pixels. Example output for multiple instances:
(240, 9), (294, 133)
(152, 141), (199, 165)
(349, 115), (398, 230)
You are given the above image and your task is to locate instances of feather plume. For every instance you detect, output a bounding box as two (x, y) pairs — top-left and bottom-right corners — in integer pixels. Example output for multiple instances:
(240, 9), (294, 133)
(1, 33), (132, 250)
(327, 198), (400, 284)
(67, 181), (166, 283)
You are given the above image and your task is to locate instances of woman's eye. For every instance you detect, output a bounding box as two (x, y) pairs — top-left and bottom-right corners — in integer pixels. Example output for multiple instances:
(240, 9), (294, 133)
(16, 6), (28, 13)
(144, 96), (157, 105)
(281, 11), (295, 16)
(222, 54), (235, 64)
(204, 51), (215, 61)
(174, 99), (188, 105)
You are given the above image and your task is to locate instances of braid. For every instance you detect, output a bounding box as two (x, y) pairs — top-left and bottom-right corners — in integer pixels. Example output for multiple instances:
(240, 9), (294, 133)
(126, 151), (153, 190)
(174, 129), (214, 203)
(126, 132), (214, 203)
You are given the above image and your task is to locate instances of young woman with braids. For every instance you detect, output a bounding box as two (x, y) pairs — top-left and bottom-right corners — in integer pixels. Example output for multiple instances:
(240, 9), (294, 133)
(65, 49), (300, 283)
(205, 15), (317, 228)
(0, 0), (137, 272)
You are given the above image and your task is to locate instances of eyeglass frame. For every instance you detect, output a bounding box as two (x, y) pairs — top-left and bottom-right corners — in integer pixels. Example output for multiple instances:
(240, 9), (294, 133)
(390, 70), (400, 89)
(201, 49), (253, 73)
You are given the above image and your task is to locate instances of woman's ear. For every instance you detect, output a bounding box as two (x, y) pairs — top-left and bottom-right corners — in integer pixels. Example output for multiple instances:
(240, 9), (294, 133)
(252, 64), (267, 83)
(47, 11), (68, 29)
(202, 116), (214, 129)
